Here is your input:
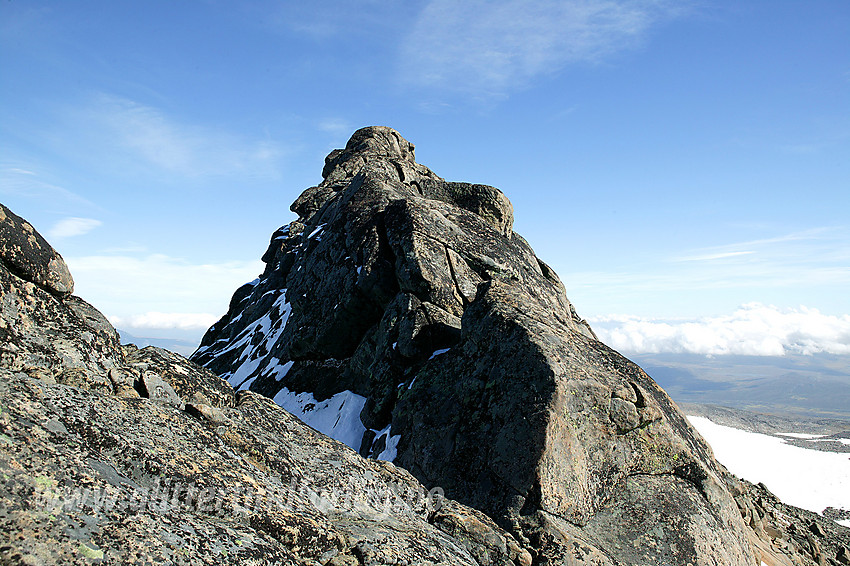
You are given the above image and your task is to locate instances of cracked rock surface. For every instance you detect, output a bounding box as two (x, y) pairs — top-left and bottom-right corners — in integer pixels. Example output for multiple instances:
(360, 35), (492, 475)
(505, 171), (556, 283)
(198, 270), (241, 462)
(192, 126), (850, 564)
(2, 127), (848, 565)
(0, 200), (530, 565)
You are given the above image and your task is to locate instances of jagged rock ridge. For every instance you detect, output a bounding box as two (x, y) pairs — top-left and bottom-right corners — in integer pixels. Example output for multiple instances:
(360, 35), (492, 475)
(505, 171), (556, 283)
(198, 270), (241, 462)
(0, 203), (539, 564)
(190, 126), (850, 565)
(1, 131), (848, 564)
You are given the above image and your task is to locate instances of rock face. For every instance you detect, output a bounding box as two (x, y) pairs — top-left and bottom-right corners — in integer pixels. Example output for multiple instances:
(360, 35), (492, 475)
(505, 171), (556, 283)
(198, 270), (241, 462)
(0, 201), (536, 565)
(188, 126), (848, 565)
(1, 129), (848, 565)
(1, 203), (73, 296)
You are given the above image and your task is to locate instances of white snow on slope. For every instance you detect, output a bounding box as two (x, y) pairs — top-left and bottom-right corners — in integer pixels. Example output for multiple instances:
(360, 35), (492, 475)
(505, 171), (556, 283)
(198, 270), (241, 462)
(372, 423), (401, 461)
(274, 387), (368, 451)
(272, 386), (401, 462)
(429, 348), (451, 360)
(687, 416), (850, 516)
(220, 293), (292, 389)
(778, 432), (825, 440)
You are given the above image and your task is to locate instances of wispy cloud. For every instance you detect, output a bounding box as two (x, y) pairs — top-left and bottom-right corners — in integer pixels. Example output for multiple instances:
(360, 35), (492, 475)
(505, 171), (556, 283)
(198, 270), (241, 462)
(560, 227), (850, 317)
(570, 238), (850, 295)
(83, 94), (286, 179)
(675, 250), (754, 262)
(0, 164), (99, 209)
(48, 217), (102, 239)
(266, 1), (409, 40)
(591, 303), (850, 356)
(317, 118), (355, 139)
(400, 0), (687, 98)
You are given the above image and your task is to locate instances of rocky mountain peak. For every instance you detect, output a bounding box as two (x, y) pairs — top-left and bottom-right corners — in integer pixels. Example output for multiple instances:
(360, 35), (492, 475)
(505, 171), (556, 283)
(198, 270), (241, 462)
(189, 126), (817, 564)
(2, 129), (847, 565)
(322, 125), (416, 180)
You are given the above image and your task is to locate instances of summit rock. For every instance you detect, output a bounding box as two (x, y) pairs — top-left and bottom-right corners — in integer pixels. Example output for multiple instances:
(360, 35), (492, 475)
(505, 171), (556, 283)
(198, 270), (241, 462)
(191, 126), (840, 564)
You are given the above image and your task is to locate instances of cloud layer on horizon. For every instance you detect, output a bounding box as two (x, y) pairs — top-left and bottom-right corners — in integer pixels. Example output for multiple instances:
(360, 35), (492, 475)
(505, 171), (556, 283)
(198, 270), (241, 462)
(108, 311), (219, 331)
(65, 253), (264, 331)
(590, 303), (850, 356)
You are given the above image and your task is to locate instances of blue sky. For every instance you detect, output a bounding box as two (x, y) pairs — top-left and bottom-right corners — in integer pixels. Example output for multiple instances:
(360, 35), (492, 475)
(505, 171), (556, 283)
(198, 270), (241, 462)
(2, 1), (849, 354)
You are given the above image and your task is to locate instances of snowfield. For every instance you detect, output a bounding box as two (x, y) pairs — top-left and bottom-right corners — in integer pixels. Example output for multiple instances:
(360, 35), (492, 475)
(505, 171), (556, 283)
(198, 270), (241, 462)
(687, 415), (850, 524)
(273, 387), (400, 462)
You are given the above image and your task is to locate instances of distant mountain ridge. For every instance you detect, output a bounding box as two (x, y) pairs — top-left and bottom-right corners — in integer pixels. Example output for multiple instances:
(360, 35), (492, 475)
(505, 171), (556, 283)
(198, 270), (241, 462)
(118, 330), (199, 357)
(634, 352), (850, 419)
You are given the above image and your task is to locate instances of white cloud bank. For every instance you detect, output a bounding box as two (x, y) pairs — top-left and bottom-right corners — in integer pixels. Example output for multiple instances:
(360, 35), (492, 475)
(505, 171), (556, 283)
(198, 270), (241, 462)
(47, 217), (102, 239)
(108, 312), (219, 330)
(591, 303), (850, 356)
(66, 253), (263, 338)
(402, 0), (685, 96)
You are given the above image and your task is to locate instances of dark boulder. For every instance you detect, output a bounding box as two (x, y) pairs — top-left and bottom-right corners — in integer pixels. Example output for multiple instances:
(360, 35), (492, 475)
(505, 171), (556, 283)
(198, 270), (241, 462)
(0, 203), (73, 296)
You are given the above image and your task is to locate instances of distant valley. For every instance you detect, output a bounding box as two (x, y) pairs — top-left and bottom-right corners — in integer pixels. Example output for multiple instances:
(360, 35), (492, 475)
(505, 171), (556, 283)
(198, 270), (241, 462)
(632, 352), (850, 420)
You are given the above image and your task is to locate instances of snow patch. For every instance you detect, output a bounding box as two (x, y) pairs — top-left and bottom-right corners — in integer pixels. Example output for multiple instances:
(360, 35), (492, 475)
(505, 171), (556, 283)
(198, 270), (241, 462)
(371, 424), (401, 462)
(273, 388), (367, 451)
(429, 348), (451, 360)
(275, 360), (295, 381)
(213, 293), (292, 387)
(687, 416), (850, 515)
(778, 432), (825, 440)
(307, 223), (326, 240)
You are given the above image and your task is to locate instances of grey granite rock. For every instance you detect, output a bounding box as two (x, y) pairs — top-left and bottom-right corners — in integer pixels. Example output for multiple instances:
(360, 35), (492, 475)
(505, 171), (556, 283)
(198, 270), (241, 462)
(190, 127), (801, 564)
(4, 121), (849, 566)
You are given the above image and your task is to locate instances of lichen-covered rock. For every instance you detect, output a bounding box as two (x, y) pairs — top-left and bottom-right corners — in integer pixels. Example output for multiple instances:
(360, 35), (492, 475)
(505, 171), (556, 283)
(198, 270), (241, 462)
(0, 201), (537, 565)
(0, 253), (123, 387)
(124, 345), (235, 409)
(0, 202), (73, 296)
(190, 127), (769, 564)
(731, 479), (850, 566)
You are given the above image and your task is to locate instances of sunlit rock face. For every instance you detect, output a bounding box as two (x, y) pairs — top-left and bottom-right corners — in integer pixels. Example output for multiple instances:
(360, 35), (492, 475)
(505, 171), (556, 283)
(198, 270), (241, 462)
(192, 126), (764, 565)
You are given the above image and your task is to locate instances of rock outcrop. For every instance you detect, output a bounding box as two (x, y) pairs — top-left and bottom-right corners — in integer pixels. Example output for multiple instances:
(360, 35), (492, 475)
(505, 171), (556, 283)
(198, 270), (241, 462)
(0, 203), (73, 297)
(1, 127), (848, 565)
(189, 126), (848, 565)
(0, 201), (535, 565)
